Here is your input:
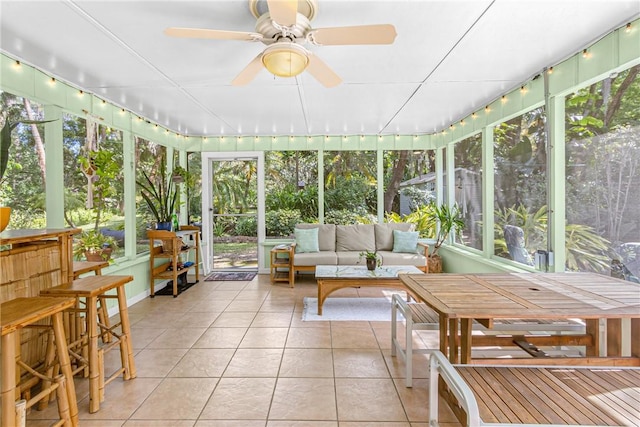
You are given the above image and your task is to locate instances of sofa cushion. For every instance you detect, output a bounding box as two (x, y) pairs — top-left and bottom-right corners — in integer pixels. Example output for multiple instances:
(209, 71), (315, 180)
(294, 227), (319, 253)
(293, 251), (337, 266)
(336, 251), (364, 266)
(378, 251), (426, 267)
(295, 223), (336, 251)
(336, 224), (376, 252)
(375, 223), (414, 251)
(392, 230), (419, 253)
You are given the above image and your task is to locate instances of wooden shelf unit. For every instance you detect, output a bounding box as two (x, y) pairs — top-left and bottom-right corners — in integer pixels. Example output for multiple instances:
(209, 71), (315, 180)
(270, 245), (294, 287)
(147, 227), (200, 297)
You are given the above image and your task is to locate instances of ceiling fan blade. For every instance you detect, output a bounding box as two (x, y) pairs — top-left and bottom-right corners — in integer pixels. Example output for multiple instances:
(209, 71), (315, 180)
(232, 53), (265, 86)
(310, 24), (397, 45)
(306, 54), (341, 88)
(266, 0), (298, 26)
(164, 27), (262, 42)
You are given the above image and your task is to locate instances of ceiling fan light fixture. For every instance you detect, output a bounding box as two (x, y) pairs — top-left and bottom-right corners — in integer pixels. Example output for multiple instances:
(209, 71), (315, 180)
(262, 42), (309, 77)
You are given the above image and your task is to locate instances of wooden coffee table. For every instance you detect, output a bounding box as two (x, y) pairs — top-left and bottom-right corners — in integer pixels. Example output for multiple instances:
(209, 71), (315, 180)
(315, 265), (423, 315)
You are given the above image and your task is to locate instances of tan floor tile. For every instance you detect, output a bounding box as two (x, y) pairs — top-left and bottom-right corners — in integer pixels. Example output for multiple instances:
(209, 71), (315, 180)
(133, 348), (189, 377)
(269, 377), (337, 421)
(196, 421), (266, 427)
(333, 348), (389, 378)
(78, 378), (162, 420)
(130, 327), (167, 350)
(147, 327), (207, 348)
(131, 378), (218, 420)
(285, 327), (332, 348)
(279, 348), (334, 377)
(172, 311), (222, 328)
(251, 312), (294, 327)
(125, 419), (195, 426)
(225, 300), (264, 311)
(393, 378), (430, 422)
(212, 311), (257, 327)
(331, 326), (380, 348)
(267, 422), (337, 427)
(169, 348), (235, 377)
(384, 351), (431, 382)
(335, 378), (407, 422)
(340, 423), (410, 427)
(200, 377), (276, 419)
(194, 327), (247, 348)
(239, 327), (289, 348)
(223, 348), (283, 377)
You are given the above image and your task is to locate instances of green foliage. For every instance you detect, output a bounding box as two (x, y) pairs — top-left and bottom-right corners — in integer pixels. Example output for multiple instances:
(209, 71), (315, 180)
(325, 175), (372, 212)
(386, 206), (435, 238)
(265, 209), (302, 237)
(359, 250), (381, 267)
(79, 149), (120, 231)
(325, 209), (366, 225)
(236, 216), (257, 237)
(72, 229), (118, 260)
(136, 156), (178, 223)
(266, 184), (318, 221)
(429, 203), (465, 255)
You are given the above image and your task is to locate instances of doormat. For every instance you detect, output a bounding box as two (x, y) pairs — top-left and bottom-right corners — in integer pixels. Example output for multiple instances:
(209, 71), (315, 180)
(205, 272), (257, 281)
(302, 297), (399, 322)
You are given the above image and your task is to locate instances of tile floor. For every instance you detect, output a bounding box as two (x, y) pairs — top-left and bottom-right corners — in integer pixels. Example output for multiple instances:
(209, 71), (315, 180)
(28, 274), (463, 426)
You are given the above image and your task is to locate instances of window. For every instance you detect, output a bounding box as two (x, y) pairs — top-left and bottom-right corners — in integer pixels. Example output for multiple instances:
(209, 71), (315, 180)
(454, 133), (483, 250)
(565, 66), (640, 278)
(264, 150), (318, 237)
(135, 138), (167, 254)
(0, 92), (47, 229)
(493, 107), (547, 266)
(323, 151), (376, 224)
(63, 114), (124, 258)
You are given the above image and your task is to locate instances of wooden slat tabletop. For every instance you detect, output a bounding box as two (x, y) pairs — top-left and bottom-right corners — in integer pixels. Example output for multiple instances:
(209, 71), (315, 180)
(455, 365), (640, 426)
(399, 273), (640, 319)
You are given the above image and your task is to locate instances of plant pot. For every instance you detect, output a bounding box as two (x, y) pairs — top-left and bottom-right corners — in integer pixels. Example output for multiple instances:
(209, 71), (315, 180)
(156, 221), (172, 231)
(366, 258), (377, 271)
(0, 206), (11, 232)
(84, 247), (112, 262)
(428, 255), (442, 273)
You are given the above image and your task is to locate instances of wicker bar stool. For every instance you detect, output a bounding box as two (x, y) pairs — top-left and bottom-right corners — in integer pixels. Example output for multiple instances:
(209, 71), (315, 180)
(40, 275), (136, 413)
(1, 297), (79, 427)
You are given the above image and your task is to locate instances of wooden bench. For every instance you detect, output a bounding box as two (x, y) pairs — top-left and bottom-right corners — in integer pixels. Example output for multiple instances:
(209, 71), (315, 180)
(429, 350), (640, 426)
(391, 298), (587, 386)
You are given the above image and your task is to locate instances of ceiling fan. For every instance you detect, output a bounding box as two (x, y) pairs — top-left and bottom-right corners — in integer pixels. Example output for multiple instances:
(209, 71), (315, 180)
(164, 0), (397, 87)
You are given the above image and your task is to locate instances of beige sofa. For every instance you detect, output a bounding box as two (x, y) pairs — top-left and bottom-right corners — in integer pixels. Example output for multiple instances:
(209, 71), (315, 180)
(290, 223), (428, 284)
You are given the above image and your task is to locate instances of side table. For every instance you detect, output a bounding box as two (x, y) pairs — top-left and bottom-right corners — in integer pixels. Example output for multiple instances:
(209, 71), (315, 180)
(270, 245), (294, 287)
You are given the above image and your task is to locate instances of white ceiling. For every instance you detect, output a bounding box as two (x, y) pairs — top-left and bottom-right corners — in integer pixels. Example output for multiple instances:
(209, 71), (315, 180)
(1, 0), (638, 137)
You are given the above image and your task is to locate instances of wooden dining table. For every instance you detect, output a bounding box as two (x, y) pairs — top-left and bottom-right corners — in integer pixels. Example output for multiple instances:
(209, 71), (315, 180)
(399, 272), (640, 364)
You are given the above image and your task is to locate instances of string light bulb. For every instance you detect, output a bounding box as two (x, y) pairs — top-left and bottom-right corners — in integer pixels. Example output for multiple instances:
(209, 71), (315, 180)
(582, 49), (591, 59)
(625, 23), (632, 33)
(485, 105), (491, 113)
(501, 95), (507, 104)
(548, 67), (554, 75)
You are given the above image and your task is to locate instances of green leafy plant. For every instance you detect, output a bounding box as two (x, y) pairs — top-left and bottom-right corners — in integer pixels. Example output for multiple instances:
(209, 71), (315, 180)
(429, 203), (465, 256)
(73, 228), (118, 261)
(136, 157), (178, 224)
(359, 250), (381, 267)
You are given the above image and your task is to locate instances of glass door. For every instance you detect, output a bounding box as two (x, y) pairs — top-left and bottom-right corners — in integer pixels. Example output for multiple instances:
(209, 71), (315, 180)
(202, 153), (264, 272)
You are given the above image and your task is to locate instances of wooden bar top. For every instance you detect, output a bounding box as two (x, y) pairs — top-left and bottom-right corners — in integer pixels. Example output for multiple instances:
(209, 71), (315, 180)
(41, 275), (134, 297)
(1, 297), (76, 335)
(0, 227), (80, 246)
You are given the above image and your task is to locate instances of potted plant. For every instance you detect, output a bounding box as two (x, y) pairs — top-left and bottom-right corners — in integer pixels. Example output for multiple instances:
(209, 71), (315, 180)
(73, 229), (118, 261)
(137, 156), (178, 230)
(359, 250), (381, 270)
(427, 203), (465, 273)
(0, 114), (56, 232)
(74, 148), (120, 261)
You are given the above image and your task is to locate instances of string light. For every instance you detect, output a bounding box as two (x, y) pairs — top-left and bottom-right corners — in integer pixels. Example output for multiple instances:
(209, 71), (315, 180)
(13, 60), (21, 70)
(548, 67), (554, 75)
(582, 49), (591, 59)
(460, 120), (465, 126)
(625, 23), (632, 33)
(520, 85), (528, 94)
(501, 95), (507, 104)
(485, 105), (491, 113)
(471, 112), (477, 120)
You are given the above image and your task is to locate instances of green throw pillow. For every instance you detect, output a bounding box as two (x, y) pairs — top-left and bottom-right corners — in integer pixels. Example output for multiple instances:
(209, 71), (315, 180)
(295, 227), (319, 253)
(392, 230), (419, 253)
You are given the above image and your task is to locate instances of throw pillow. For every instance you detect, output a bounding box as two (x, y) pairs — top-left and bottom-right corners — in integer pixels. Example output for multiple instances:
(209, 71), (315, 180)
(392, 230), (419, 253)
(294, 227), (319, 253)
